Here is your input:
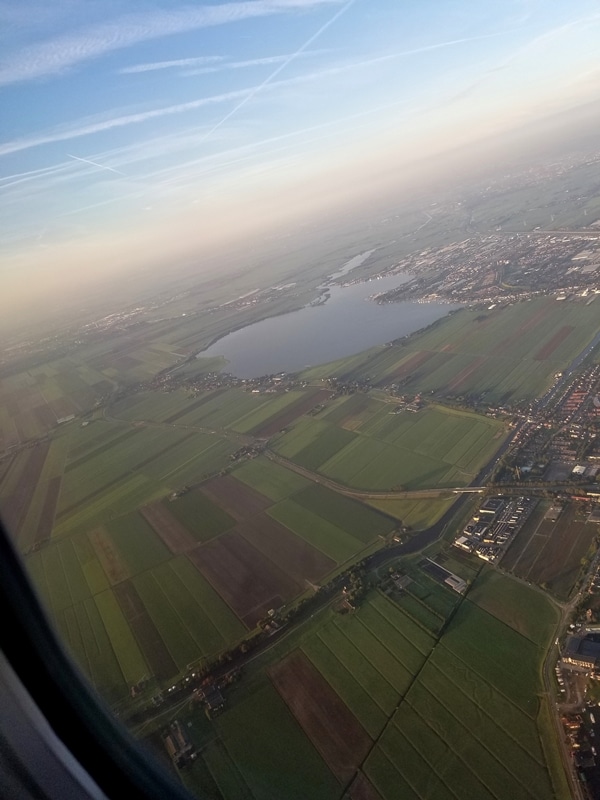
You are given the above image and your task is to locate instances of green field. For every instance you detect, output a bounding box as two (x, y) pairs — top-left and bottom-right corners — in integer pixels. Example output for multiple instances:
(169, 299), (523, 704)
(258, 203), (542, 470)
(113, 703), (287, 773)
(25, 520), (246, 699)
(273, 403), (505, 490)
(210, 684), (340, 800)
(181, 568), (568, 800)
(267, 499), (369, 563)
(366, 495), (454, 529)
(467, 568), (560, 647)
(233, 456), (311, 501)
(362, 576), (567, 800)
(2, 278), (584, 799)
(165, 491), (236, 542)
(293, 484), (395, 542)
(298, 297), (600, 404)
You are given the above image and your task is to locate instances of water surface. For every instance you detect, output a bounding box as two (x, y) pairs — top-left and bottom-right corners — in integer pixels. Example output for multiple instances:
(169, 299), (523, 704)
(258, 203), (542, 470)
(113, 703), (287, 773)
(201, 273), (458, 378)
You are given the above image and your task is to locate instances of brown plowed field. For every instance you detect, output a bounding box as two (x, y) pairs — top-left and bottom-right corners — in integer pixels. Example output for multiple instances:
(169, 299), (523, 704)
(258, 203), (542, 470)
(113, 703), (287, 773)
(139, 502), (197, 554)
(33, 476), (62, 544)
(236, 514), (335, 584)
(89, 527), (130, 584)
(379, 350), (435, 386)
(188, 531), (302, 627)
(2, 442), (49, 538)
(347, 772), (383, 800)
(114, 581), (177, 680)
(201, 475), (271, 521)
(269, 650), (371, 785)
(505, 504), (597, 599)
(252, 389), (333, 437)
(534, 325), (574, 360)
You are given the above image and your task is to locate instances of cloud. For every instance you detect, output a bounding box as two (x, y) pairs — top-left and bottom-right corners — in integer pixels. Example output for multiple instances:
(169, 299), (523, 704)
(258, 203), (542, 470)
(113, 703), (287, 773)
(119, 55), (224, 74)
(67, 153), (126, 175)
(0, 88), (252, 156)
(0, 0), (343, 86)
(0, 27), (518, 159)
(194, 0), (357, 145)
(181, 50), (328, 76)
(0, 54), (359, 159)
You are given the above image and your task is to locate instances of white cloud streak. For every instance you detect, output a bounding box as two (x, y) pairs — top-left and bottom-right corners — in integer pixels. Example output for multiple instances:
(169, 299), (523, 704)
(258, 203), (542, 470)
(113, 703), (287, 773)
(0, 0), (342, 86)
(181, 50), (328, 76)
(0, 28), (518, 159)
(67, 153), (126, 175)
(119, 56), (224, 74)
(0, 88), (250, 156)
(195, 0), (357, 145)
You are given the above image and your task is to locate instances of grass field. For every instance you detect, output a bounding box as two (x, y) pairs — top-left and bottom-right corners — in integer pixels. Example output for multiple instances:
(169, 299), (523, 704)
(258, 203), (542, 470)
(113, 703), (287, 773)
(362, 575), (567, 800)
(3, 283), (586, 796)
(232, 456), (311, 501)
(188, 567), (567, 800)
(267, 499), (368, 563)
(0, 357), (114, 447)
(163, 491), (236, 542)
(467, 568), (560, 646)
(272, 403), (505, 491)
(365, 495), (454, 530)
(44, 420), (238, 539)
(297, 298), (600, 404)
(211, 683), (340, 800)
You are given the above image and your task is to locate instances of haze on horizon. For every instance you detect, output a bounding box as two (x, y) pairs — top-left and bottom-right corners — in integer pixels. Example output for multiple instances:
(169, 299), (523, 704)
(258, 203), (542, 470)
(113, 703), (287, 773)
(2, 0), (600, 328)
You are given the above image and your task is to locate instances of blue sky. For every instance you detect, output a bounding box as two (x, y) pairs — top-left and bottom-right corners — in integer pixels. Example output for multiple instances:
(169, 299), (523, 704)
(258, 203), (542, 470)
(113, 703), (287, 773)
(1, 0), (600, 317)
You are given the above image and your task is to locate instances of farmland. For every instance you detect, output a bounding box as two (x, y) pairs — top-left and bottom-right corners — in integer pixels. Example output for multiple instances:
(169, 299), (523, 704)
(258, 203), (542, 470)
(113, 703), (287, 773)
(357, 581), (563, 798)
(299, 298), (600, 404)
(210, 683), (341, 800)
(14, 431), (399, 698)
(269, 650), (372, 784)
(183, 567), (567, 800)
(501, 502), (598, 599)
(366, 495), (454, 530)
(272, 402), (506, 491)
(1, 287), (592, 800)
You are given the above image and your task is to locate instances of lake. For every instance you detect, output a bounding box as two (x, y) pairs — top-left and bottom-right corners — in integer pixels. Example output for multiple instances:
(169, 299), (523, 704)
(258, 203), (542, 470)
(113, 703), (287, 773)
(199, 272), (459, 378)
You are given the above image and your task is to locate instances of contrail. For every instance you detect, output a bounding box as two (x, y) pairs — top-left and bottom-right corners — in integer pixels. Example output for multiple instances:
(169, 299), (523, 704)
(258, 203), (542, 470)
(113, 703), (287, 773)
(198, 0), (357, 145)
(67, 153), (126, 175)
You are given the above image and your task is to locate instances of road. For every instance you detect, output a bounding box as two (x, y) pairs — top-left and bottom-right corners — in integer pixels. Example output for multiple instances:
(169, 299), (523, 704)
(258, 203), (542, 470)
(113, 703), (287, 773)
(265, 449), (482, 500)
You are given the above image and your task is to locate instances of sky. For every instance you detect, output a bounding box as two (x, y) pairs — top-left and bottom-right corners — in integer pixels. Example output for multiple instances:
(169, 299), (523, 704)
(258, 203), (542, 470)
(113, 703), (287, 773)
(2, 0), (600, 322)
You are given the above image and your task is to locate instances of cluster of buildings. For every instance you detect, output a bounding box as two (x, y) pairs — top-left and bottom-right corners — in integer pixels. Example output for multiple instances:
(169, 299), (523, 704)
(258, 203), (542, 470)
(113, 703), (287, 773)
(420, 558), (467, 593)
(371, 230), (600, 308)
(562, 629), (600, 674)
(561, 707), (600, 793)
(453, 496), (535, 562)
(215, 282), (298, 313)
(193, 683), (225, 719)
(162, 720), (196, 768)
(506, 366), (600, 484)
